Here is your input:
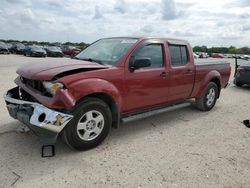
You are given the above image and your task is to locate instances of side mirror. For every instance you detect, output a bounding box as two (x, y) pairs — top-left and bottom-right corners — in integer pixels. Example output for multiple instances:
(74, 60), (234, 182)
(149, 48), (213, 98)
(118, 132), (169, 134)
(130, 58), (151, 71)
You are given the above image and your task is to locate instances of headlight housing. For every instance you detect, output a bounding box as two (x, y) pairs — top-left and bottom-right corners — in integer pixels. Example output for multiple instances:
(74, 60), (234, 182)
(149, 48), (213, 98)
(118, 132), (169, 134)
(43, 81), (64, 96)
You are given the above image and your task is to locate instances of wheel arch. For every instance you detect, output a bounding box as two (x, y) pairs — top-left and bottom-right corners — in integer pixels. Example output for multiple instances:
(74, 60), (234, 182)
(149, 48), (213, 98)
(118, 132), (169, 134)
(76, 92), (120, 129)
(196, 70), (222, 98)
(62, 78), (123, 128)
(210, 77), (221, 98)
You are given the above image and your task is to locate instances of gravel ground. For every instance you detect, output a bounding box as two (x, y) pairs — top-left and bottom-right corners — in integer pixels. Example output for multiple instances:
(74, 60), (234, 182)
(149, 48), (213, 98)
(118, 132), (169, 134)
(0, 55), (249, 188)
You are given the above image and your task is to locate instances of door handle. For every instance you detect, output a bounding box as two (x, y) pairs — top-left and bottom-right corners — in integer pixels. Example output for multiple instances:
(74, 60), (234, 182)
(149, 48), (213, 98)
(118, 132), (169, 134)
(185, 69), (193, 74)
(160, 72), (167, 78)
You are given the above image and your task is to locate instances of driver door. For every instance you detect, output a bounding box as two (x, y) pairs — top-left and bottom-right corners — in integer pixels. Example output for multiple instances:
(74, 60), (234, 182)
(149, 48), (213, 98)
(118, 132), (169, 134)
(124, 40), (170, 113)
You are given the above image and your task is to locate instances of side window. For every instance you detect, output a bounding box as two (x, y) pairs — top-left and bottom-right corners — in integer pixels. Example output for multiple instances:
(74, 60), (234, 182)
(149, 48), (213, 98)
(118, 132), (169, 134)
(169, 44), (188, 66)
(134, 44), (164, 68)
(169, 45), (182, 66)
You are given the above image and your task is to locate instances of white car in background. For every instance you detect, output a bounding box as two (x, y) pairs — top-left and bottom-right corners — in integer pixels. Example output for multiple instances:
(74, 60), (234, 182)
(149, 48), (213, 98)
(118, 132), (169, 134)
(223, 54), (234, 58)
(243, 55), (250, 60)
(193, 52), (199, 59)
(196, 52), (209, 58)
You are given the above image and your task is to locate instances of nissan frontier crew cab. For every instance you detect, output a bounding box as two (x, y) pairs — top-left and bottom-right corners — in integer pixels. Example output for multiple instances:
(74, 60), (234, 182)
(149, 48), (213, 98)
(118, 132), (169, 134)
(4, 37), (231, 150)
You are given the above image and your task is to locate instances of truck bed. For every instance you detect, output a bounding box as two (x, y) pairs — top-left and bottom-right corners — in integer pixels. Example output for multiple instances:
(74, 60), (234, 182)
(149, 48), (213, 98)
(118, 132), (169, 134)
(194, 58), (230, 65)
(191, 59), (231, 98)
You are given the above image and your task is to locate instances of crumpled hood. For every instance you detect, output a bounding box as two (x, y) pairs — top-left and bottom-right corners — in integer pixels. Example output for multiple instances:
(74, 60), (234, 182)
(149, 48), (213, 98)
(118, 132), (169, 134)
(17, 58), (109, 80)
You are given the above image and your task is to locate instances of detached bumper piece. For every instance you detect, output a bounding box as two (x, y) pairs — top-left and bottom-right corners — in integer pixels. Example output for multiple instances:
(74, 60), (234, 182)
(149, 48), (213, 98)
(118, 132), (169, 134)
(4, 87), (73, 144)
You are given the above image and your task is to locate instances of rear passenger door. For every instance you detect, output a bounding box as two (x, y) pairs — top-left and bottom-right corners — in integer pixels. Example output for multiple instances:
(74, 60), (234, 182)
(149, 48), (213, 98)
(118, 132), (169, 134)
(167, 43), (195, 101)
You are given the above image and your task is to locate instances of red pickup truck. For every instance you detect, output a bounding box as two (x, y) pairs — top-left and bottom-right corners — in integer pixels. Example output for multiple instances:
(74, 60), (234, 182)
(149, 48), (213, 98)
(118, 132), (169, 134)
(4, 37), (231, 150)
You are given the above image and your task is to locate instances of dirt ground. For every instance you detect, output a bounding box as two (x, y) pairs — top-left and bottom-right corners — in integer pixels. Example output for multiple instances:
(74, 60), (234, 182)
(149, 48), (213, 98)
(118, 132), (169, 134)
(0, 55), (249, 188)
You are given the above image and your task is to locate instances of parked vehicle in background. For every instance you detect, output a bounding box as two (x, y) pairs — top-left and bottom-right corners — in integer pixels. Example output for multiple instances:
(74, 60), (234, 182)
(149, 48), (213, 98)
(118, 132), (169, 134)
(223, 54), (233, 58)
(193, 52), (199, 59)
(234, 54), (244, 59)
(10, 43), (26, 54)
(24, 45), (47, 57)
(234, 58), (250, 87)
(0, 42), (10, 54)
(211, 53), (224, 58)
(243, 55), (250, 60)
(4, 37), (231, 150)
(45, 46), (64, 57)
(62, 46), (81, 57)
(5, 43), (13, 51)
(196, 52), (209, 58)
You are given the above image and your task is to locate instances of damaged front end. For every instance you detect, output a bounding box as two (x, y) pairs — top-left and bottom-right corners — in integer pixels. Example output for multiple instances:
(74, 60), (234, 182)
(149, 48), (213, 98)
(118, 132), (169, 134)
(4, 87), (73, 144)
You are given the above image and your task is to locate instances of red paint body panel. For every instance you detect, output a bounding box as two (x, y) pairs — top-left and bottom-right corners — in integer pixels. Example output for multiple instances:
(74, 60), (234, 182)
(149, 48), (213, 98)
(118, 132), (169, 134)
(59, 67), (125, 111)
(16, 58), (109, 80)
(15, 37), (231, 116)
(191, 62), (231, 98)
(15, 77), (75, 109)
(166, 42), (196, 101)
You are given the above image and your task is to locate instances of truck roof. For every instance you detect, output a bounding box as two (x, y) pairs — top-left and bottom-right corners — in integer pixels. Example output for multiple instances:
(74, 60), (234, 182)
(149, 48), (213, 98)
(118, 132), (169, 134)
(103, 36), (189, 45)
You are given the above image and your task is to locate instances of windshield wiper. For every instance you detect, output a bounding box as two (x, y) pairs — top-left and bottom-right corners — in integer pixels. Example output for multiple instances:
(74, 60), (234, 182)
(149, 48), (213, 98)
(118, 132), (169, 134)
(74, 57), (105, 65)
(83, 58), (105, 65)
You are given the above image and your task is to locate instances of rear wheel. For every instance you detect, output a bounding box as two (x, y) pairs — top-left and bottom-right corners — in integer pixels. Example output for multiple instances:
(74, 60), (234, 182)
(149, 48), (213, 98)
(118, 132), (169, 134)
(62, 98), (112, 150)
(195, 82), (219, 111)
(235, 82), (243, 87)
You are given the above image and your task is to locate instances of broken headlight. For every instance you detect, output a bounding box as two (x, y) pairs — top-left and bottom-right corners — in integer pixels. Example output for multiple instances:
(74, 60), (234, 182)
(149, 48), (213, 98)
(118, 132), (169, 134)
(42, 81), (64, 96)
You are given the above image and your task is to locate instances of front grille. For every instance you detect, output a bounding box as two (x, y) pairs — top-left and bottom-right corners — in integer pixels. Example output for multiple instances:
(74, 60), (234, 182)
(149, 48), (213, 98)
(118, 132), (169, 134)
(21, 77), (52, 97)
(0, 49), (8, 52)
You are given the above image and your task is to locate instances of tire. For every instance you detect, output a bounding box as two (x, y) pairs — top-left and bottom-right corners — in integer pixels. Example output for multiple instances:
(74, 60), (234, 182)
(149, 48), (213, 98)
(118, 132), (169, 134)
(235, 82), (243, 87)
(195, 82), (219, 111)
(61, 97), (112, 151)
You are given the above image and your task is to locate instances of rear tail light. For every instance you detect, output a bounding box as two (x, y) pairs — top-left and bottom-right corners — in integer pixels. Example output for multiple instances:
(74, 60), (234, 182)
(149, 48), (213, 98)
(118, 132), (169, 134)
(237, 67), (244, 74)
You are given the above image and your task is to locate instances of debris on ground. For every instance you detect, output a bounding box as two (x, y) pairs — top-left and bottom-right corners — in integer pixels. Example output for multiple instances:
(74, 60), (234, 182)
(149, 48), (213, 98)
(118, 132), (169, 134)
(11, 171), (21, 187)
(243, 119), (250, 128)
(15, 124), (30, 133)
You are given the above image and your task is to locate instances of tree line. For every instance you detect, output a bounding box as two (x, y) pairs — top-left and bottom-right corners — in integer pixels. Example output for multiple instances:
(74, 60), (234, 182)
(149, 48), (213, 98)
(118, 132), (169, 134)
(193, 46), (250, 55)
(1, 39), (250, 54)
(0, 39), (90, 49)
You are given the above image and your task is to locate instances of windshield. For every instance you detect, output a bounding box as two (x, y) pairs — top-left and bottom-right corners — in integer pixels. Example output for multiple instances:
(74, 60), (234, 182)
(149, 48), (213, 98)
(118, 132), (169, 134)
(0, 42), (7, 48)
(48, 46), (61, 51)
(32, 46), (43, 50)
(75, 38), (138, 66)
(16, 43), (25, 49)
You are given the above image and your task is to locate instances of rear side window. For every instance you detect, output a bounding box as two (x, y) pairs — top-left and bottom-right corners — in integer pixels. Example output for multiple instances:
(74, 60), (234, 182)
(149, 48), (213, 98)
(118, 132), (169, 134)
(169, 45), (188, 66)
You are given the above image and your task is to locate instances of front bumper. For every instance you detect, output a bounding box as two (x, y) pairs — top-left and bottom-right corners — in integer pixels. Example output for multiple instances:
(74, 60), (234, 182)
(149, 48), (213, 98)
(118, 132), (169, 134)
(47, 52), (63, 57)
(0, 49), (9, 54)
(4, 87), (73, 144)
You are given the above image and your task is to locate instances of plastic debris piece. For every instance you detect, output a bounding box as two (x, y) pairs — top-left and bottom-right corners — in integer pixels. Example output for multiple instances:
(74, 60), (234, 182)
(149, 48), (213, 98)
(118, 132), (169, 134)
(243, 119), (250, 128)
(15, 124), (30, 133)
(41, 145), (55, 157)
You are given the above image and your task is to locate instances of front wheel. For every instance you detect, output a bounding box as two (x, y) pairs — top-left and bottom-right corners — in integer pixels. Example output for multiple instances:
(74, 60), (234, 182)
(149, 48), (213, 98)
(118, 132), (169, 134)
(195, 82), (219, 111)
(61, 98), (112, 151)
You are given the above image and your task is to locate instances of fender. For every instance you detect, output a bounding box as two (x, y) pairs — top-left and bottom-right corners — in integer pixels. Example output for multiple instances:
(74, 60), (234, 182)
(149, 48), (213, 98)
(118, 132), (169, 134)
(195, 70), (222, 98)
(66, 78), (123, 111)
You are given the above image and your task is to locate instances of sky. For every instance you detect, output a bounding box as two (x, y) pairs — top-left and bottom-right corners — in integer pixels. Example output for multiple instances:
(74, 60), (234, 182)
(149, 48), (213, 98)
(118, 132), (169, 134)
(0, 0), (250, 47)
